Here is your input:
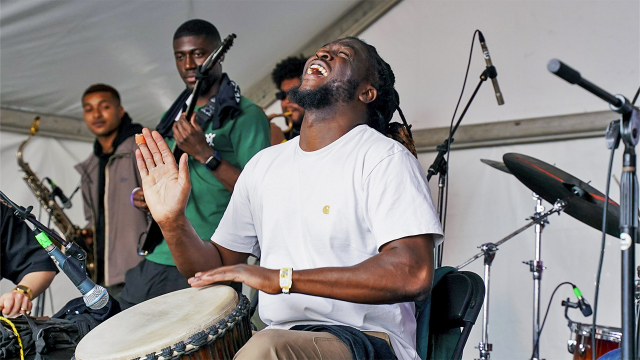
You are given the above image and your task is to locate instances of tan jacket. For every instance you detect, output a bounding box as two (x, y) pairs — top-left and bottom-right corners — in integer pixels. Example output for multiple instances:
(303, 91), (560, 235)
(75, 136), (146, 286)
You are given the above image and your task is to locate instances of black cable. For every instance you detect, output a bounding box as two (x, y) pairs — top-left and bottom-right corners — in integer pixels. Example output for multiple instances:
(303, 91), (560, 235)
(592, 143), (616, 360)
(632, 85), (640, 104)
(442, 30), (480, 234)
(590, 84), (639, 360)
(68, 178), (82, 202)
(530, 281), (574, 359)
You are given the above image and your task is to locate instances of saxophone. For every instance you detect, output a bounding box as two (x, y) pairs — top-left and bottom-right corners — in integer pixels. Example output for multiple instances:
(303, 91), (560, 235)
(17, 117), (97, 281)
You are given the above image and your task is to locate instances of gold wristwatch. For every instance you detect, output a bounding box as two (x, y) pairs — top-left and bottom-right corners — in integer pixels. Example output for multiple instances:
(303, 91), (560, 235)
(12, 285), (33, 300)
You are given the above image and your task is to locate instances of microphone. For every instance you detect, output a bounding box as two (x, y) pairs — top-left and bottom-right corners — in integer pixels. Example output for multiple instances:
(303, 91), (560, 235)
(46, 178), (72, 209)
(573, 285), (593, 317)
(478, 31), (505, 105)
(34, 229), (109, 309)
(547, 59), (634, 115)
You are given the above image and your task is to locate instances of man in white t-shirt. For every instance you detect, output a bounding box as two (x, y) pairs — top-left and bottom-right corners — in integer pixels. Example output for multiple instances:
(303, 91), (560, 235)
(135, 37), (443, 360)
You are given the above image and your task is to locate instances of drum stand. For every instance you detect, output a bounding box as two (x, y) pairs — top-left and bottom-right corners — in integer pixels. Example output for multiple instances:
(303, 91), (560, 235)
(526, 194), (547, 360)
(456, 200), (566, 360)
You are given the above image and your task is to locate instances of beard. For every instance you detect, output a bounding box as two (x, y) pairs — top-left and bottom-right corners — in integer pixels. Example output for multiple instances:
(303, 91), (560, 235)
(288, 79), (360, 110)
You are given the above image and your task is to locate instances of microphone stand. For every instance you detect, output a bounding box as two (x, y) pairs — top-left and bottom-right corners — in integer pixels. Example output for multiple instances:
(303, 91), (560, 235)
(549, 59), (639, 360)
(0, 191), (88, 273)
(429, 66), (496, 268)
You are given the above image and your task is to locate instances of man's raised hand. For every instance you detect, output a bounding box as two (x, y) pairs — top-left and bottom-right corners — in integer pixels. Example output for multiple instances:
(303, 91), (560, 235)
(135, 128), (191, 225)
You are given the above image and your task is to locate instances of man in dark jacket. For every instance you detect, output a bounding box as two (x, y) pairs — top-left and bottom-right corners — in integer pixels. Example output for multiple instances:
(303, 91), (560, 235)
(75, 84), (147, 301)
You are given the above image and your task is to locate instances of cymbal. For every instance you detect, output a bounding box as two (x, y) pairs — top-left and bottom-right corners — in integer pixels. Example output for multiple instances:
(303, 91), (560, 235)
(503, 153), (623, 238)
(480, 159), (512, 174)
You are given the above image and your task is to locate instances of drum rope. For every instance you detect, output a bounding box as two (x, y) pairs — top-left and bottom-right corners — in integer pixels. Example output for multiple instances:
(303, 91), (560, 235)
(132, 294), (251, 360)
(0, 316), (25, 360)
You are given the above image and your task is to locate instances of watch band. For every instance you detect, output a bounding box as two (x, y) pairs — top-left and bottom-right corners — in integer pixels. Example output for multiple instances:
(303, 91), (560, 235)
(13, 285), (33, 300)
(204, 151), (222, 171)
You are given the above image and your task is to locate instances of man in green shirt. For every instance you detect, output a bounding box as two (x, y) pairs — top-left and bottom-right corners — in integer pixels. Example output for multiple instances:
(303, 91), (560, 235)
(123, 19), (270, 308)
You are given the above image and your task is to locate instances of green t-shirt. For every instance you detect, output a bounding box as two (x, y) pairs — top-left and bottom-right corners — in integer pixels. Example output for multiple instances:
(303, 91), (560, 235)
(145, 96), (270, 265)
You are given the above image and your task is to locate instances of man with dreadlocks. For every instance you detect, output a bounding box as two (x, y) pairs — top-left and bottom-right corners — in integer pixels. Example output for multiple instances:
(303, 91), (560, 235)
(271, 56), (307, 141)
(135, 37), (442, 360)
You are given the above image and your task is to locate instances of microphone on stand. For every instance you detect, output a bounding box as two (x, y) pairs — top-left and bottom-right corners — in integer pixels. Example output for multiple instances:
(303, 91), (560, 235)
(45, 178), (72, 209)
(34, 229), (109, 309)
(478, 31), (505, 105)
(573, 285), (593, 317)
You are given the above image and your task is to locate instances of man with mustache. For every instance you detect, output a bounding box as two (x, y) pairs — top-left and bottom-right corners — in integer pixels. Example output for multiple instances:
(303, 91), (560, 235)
(136, 37), (442, 360)
(270, 56), (307, 142)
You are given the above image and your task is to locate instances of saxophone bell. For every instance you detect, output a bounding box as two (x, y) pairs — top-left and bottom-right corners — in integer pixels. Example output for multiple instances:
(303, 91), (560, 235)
(268, 111), (294, 133)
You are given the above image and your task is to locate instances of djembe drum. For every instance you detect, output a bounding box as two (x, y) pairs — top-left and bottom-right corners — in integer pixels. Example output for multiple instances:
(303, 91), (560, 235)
(75, 285), (251, 360)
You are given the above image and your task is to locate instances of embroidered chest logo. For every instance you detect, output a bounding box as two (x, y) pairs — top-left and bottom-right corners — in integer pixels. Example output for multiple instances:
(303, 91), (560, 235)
(205, 133), (216, 147)
(322, 205), (330, 214)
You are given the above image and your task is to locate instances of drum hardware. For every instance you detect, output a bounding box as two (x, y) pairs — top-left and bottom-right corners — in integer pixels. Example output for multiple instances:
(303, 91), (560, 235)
(529, 193), (546, 360)
(549, 59), (639, 360)
(457, 200), (566, 360)
(564, 299), (621, 360)
(501, 151), (631, 360)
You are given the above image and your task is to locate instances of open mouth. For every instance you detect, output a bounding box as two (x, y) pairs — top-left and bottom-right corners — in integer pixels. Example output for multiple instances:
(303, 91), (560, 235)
(307, 64), (328, 77)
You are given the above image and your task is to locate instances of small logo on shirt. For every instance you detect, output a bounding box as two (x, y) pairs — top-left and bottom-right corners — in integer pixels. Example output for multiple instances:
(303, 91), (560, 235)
(322, 205), (330, 214)
(205, 133), (216, 147)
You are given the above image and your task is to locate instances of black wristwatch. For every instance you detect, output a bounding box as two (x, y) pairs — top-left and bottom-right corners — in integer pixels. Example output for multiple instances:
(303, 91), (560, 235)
(203, 151), (222, 171)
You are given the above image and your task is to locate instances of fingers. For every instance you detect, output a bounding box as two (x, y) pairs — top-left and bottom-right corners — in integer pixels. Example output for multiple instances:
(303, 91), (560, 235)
(135, 149), (149, 178)
(188, 267), (237, 287)
(190, 114), (202, 131)
(21, 297), (32, 316)
(138, 129), (160, 170)
(152, 130), (178, 169)
(141, 128), (165, 167)
(132, 189), (149, 211)
(0, 293), (31, 316)
(178, 153), (190, 188)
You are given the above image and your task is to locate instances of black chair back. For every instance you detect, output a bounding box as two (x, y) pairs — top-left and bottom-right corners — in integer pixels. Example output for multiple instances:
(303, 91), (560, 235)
(429, 271), (485, 360)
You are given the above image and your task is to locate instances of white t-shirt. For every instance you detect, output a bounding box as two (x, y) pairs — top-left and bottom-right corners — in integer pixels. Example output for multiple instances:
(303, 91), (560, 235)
(212, 125), (443, 360)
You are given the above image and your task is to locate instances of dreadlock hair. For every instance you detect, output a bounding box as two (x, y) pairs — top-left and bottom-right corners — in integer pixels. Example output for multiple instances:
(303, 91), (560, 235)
(173, 19), (221, 45)
(82, 83), (121, 105)
(271, 56), (307, 89)
(347, 37), (410, 137)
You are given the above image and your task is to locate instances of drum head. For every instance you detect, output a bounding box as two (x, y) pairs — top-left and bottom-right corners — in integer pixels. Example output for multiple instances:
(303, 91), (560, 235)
(75, 285), (238, 360)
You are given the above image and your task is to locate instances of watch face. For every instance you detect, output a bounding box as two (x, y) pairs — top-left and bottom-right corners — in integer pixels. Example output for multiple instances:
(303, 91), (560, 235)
(206, 156), (221, 171)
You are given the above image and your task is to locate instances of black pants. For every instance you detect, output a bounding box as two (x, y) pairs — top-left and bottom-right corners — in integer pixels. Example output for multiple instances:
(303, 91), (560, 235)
(117, 259), (190, 310)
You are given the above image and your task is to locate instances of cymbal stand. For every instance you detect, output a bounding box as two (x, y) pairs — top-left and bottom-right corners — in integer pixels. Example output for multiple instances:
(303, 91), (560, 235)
(456, 200), (566, 360)
(549, 59), (639, 360)
(526, 194), (547, 360)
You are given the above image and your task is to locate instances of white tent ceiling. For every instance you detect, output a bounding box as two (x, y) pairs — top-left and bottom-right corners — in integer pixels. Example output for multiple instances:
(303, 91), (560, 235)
(0, 0), (364, 129)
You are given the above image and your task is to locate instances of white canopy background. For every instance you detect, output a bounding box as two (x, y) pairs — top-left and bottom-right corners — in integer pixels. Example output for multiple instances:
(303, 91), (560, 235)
(1, 1), (639, 358)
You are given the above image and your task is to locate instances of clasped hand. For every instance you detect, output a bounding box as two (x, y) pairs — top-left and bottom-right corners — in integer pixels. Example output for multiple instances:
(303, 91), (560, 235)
(0, 291), (32, 317)
(173, 113), (214, 163)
